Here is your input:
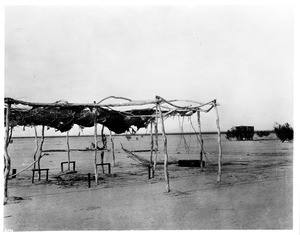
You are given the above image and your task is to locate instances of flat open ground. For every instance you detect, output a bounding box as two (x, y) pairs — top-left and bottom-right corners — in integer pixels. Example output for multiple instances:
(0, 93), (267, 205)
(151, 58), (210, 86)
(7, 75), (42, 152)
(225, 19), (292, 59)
(3, 136), (293, 230)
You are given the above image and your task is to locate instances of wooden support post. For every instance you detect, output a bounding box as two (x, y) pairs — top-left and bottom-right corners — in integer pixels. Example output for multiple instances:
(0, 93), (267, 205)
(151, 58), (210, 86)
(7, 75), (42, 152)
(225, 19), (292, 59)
(93, 106), (98, 185)
(157, 97), (170, 192)
(100, 125), (105, 173)
(110, 131), (115, 166)
(150, 122), (153, 161)
(66, 131), (71, 171)
(197, 110), (204, 171)
(153, 105), (159, 174)
(37, 125), (45, 181)
(4, 103), (11, 204)
(33, 126), (39, 170)
(213, 100), (222, 182)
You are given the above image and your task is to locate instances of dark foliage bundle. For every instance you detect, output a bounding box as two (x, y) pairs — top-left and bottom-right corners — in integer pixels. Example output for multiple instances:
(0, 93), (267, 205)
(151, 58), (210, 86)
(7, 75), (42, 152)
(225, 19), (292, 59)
(256, 131), (270, 137)
(225, 126), (254, 140)
(6, 106), (155, 134)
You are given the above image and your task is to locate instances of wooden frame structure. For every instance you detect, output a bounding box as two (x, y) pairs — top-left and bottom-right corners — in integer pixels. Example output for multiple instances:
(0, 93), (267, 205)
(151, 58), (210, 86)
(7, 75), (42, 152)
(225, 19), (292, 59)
(3, 96), (222, 204)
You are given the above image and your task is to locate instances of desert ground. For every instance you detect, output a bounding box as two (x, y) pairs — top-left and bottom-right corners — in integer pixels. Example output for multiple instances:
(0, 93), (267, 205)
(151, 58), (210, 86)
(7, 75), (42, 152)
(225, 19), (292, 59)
(3, 135), (293, 231)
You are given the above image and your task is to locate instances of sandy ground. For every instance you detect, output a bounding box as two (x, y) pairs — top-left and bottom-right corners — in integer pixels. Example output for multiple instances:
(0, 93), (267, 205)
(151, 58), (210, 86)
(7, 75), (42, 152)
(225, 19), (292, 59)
(3, 139), (293, 231)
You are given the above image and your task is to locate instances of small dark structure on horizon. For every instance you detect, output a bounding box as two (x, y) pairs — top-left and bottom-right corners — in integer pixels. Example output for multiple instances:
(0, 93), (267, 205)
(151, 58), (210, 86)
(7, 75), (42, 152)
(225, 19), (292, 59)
(226, 126), (255, 140)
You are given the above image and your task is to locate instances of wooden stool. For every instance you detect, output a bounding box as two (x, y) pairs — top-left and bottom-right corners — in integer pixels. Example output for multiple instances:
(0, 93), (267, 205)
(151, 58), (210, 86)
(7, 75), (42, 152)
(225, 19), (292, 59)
(61, 161), (76, 172)
(31, 169), (49, 183)
(96, 163), (111, 174)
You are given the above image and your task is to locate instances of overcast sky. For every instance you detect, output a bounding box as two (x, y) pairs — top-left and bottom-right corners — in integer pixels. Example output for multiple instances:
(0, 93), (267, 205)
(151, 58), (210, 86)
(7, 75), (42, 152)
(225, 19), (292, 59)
(4, 5), (293, 136)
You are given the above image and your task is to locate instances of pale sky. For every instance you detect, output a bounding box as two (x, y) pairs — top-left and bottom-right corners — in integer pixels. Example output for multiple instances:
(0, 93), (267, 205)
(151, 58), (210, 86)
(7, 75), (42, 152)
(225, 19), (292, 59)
(4, 5), (294, 136)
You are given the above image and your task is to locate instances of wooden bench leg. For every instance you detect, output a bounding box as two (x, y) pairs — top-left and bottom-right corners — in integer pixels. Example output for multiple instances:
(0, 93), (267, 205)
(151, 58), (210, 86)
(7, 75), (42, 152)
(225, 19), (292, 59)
(148, 165), (151, 179)
(32, 171), (34, 183)
(148, 165), (154, 179)
(88, 173), (91, 188)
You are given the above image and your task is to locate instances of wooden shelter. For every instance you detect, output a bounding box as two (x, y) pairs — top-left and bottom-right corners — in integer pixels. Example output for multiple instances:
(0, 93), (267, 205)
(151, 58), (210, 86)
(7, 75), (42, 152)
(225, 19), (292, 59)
(3, 96), (222, 204)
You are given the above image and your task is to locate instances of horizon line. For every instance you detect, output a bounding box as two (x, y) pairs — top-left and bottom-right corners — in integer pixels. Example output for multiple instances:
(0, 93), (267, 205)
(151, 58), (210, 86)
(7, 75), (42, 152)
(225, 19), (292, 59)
(11, 130), (275, 138)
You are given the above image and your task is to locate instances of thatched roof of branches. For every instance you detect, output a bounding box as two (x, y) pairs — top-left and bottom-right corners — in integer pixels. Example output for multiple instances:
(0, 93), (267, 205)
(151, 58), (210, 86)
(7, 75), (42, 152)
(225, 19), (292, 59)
(4, 96), (216, 134)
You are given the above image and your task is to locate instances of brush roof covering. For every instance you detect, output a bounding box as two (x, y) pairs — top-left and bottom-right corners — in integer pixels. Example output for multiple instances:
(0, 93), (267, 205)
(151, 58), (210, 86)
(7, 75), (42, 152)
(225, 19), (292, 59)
(5, 105), (155, 134)
(4, 97), (212, 134)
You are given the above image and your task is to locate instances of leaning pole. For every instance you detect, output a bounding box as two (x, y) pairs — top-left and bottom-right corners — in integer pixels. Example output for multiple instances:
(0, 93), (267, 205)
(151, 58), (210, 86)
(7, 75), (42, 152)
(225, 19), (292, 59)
(213, 100), (222, 182)
(156, 96), (170, 192)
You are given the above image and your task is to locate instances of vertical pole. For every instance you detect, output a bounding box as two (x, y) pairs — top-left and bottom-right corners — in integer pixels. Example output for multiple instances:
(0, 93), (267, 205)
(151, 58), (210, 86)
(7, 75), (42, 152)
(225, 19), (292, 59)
(150, 122), (153, 165)
(4, 103), (11, 204)
(213, 100), (222, 182)
(100, 125), (105, 173)
(197, 110), (204, 171)
(66, 131), (71, 171)
(110, 130), (115, 166)
(38, 125), (45, 181)
(153, 105), (159, 173)
(149, 122), (154, 178)
(33, 126), (39, 170)
(93, 106), (98, 185)
(156, 97), (170, 192)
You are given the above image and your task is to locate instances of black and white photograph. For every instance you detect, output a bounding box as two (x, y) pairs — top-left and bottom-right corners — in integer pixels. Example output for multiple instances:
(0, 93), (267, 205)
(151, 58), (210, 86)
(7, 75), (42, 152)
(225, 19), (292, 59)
(2, 0), (298, 232)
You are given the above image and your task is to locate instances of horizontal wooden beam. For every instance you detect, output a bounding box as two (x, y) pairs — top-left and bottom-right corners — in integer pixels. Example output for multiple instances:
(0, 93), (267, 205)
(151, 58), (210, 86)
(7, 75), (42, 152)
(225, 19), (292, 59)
(4, 97), (217, 109)
(4, 97), (158, 108)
